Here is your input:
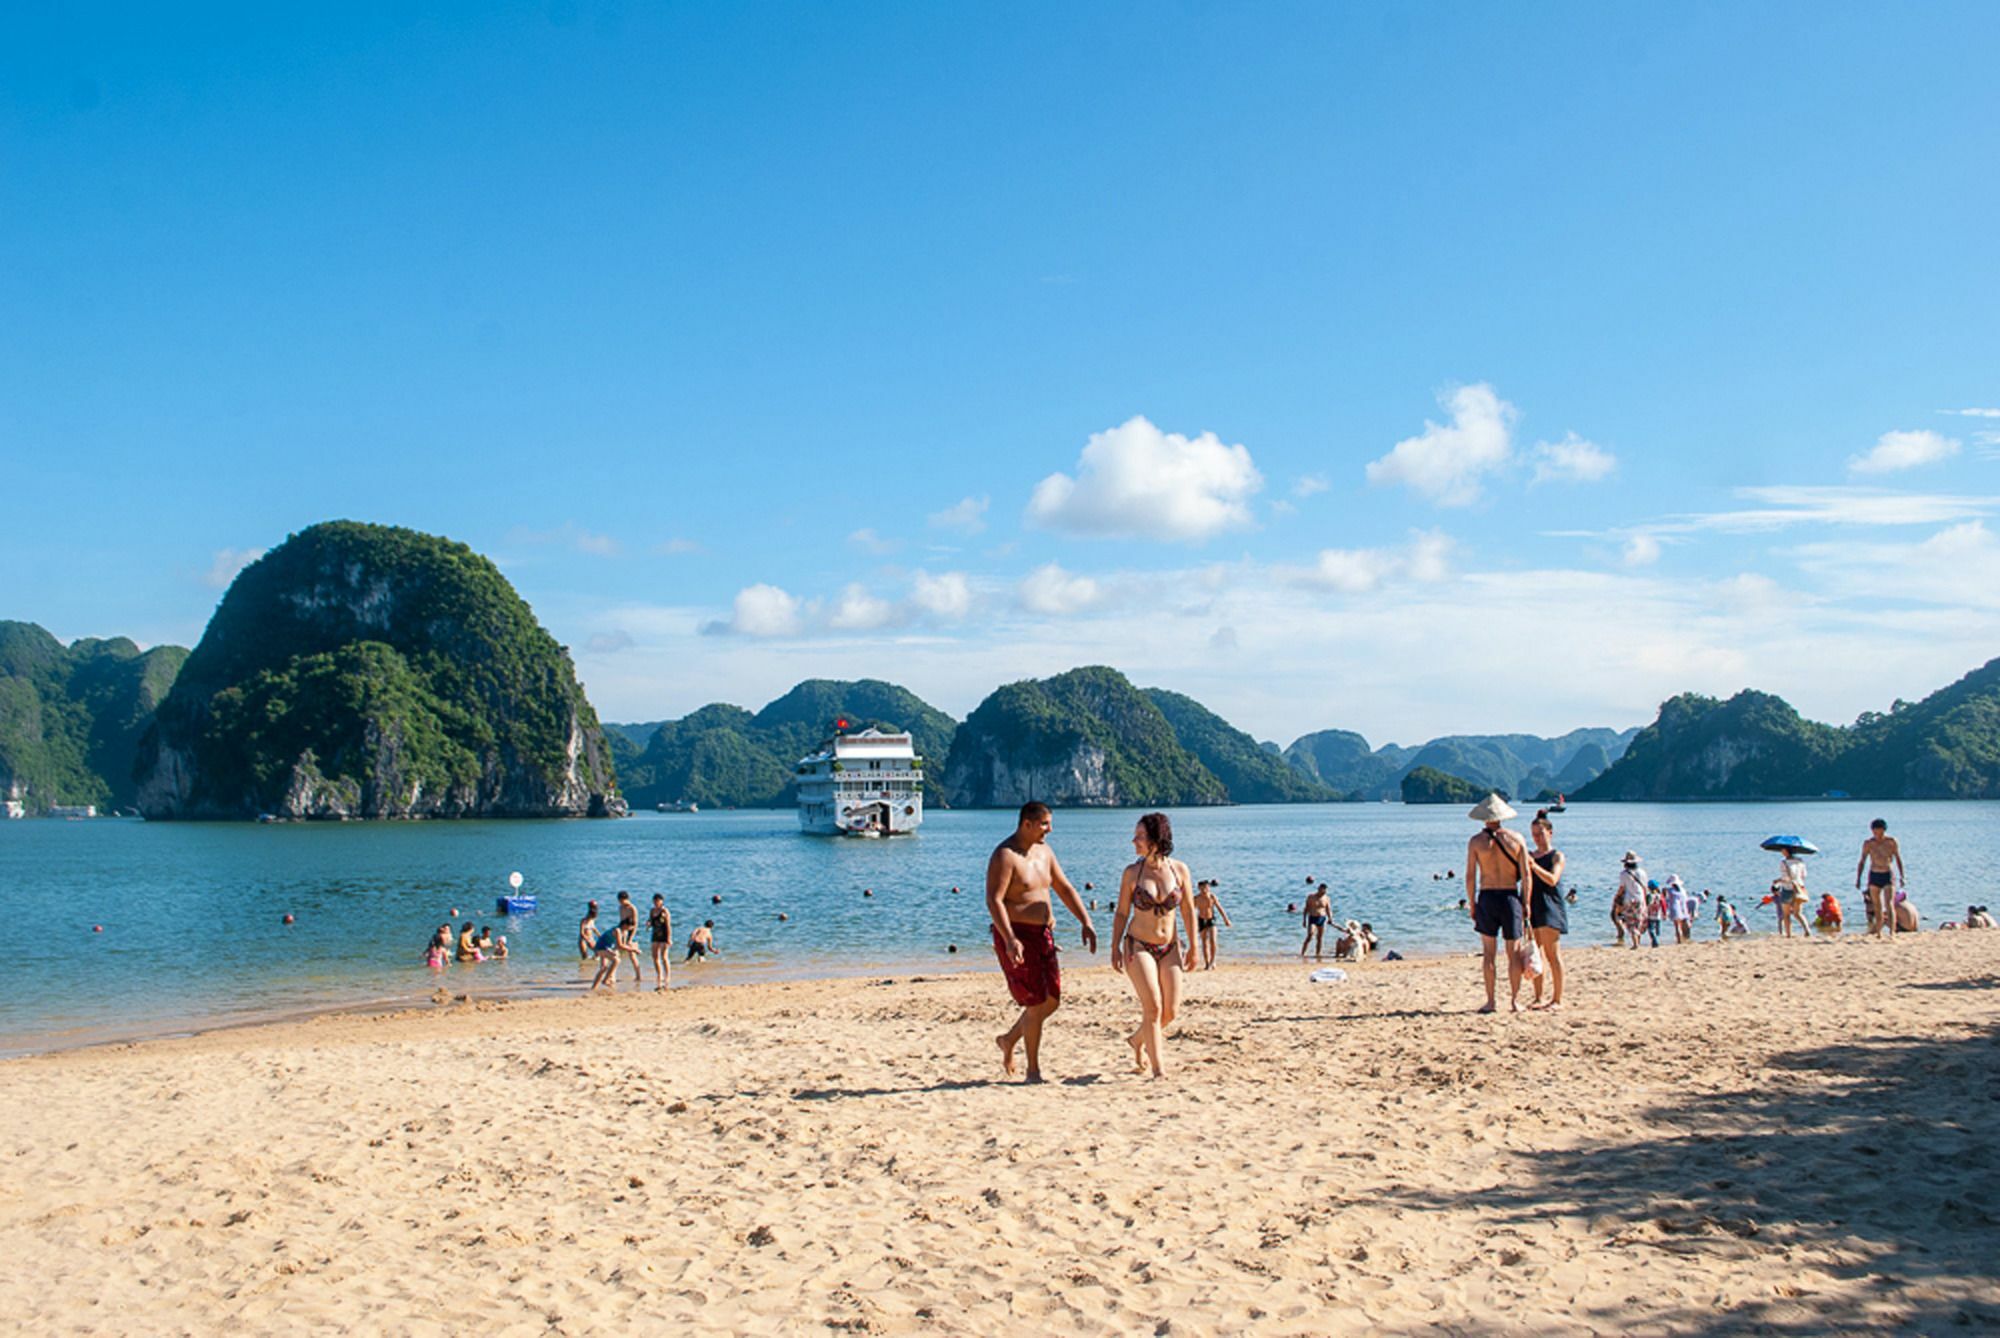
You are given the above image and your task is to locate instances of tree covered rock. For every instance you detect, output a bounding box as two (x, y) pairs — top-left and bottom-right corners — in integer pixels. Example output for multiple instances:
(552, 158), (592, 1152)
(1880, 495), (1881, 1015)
(940, 667), (1227, 808)
(611, 681), (957, 809)
(1579, 658), (2000, 800)
(135, 521), (618, 819)
(1400, 764), (1487, 804)
(1143, 688), (1339, 803)
(0, 622), (187, 811)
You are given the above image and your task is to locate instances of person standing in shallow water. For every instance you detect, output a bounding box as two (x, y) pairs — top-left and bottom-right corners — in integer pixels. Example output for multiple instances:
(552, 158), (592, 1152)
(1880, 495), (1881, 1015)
(647, 893), (673, 991)
(986, 802), (1098, 1084)
(1112, 812), (1200, 1079)
(1464, 794), (1529, 1014)
(1300, 884), (1333, 961)
(1857, 819), (1906, 938)
(1525, 810), (1567, 1010)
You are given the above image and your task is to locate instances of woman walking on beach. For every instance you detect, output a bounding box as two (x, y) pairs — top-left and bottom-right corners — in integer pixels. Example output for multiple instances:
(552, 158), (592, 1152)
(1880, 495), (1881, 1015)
(1526, 810), (1567, 1009)
(1111, 812), (1199, 1079)
(648, 893), (673, 991)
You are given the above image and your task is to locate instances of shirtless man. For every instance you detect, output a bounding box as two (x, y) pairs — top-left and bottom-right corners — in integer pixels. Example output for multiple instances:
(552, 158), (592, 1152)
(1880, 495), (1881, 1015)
(1300, 884), (1333, 961)
(1193, 879), (1233, 969)
(1464, 794), (1530, 1013)
(1856, 819), (1906, 938)
(986, 802), (1098, 1083)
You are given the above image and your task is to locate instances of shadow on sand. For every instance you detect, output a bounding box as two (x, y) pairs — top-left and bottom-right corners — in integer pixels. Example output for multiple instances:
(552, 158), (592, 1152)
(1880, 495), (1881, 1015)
(1385, 1019), (2000, 1331)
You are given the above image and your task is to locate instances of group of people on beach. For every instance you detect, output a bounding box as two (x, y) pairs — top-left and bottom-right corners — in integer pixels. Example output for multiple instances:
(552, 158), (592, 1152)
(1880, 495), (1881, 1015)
(577, 891), (719, 992)
(980, 796), (1956, 1080)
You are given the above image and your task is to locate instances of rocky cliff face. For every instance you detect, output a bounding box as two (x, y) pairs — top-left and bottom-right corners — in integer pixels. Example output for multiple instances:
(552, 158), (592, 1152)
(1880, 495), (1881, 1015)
(136, 521), (619, 820)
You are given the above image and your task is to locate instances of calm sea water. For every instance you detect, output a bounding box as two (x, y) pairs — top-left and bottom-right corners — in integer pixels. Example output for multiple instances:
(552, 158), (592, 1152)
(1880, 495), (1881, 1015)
(1, 801), (1991, 1056)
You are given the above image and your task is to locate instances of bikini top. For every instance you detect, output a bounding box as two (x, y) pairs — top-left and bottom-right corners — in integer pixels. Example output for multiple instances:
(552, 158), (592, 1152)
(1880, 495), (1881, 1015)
(1130, 862), (1185, 914)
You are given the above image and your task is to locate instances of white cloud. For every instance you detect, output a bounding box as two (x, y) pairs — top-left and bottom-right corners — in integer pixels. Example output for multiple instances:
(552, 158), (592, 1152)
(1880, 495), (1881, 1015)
(1209, 626), (1239, 651)
(1269, 499), (1298, 517)
(1018, 562), (1103, 615)
(203, 546), (265, 589)
(586, 630), (635, 653)
(510, 523), (621, 557)
(1550, 487), (2000, 544)
(828, 584), (897, 631)
(927, 496), (990, 535)
(1292, 474), (1330, 498)
(1848, 429), (1961, 475)
(1365, 383), (1517, 506)
(910, 570), (972, 620)
(1939, 407), (2000, 418)
(847, 528), (898, 556)
(654, 537), (702, 556)
(1027, 415), (1262, 542)
(1530, 433), (1617, 485)
(1792, 520), (2000, 611)
(702, 584), (803, 637)
(1295, 529), (1454, 593)
(1621, 533), (1663, 567)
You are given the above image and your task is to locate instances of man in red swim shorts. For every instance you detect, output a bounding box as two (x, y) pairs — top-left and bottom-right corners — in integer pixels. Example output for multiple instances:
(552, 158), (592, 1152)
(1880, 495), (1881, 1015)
(986, 801), (1098, 1083)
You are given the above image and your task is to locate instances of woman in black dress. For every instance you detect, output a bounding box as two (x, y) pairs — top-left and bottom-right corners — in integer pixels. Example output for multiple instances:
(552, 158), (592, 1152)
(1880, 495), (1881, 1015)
(1527, 810), (1568, 1009)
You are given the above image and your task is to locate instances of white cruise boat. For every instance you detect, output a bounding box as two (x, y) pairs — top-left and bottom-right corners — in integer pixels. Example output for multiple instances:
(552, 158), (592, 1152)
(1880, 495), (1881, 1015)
(795, 724), (924, 837)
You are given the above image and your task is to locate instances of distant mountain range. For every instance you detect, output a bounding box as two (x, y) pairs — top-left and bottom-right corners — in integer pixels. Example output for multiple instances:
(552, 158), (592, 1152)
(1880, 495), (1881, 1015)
(12, 521), (1994, 816)
(1578, 656), (2000, 800)
(608, 669), (1635, 809)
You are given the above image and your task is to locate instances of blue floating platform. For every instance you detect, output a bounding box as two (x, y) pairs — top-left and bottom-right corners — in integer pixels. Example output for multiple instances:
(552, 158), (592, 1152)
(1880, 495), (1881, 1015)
(497, 894), (537, 915)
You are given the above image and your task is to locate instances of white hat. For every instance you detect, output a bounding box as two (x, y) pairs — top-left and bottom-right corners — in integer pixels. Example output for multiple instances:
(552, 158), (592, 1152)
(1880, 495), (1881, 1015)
(1467, 794), (1516, 823)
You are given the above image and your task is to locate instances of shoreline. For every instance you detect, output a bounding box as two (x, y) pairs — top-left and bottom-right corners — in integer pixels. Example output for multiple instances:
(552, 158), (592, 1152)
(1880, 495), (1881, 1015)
(0, 922), (1915, 1062)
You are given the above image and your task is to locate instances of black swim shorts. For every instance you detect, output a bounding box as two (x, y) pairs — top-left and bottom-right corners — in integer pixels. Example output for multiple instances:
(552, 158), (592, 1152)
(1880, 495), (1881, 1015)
(1474, 889), (1525, 941)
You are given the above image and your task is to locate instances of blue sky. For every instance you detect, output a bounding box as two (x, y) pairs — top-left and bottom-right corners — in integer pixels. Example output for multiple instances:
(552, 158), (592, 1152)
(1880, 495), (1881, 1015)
(5, 2), (1997, 744)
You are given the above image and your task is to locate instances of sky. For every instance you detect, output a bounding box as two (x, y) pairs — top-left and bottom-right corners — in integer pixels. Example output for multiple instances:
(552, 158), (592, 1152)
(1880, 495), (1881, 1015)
(4, 2), (1997, 746)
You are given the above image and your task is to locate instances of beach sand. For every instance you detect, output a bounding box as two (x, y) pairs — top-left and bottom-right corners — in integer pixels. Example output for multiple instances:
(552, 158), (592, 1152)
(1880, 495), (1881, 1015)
(2, 931), (1995, 1334)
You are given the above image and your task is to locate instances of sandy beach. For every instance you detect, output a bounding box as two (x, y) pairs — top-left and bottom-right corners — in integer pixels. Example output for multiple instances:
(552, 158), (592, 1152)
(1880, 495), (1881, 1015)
(2, 931), (1995, 1335)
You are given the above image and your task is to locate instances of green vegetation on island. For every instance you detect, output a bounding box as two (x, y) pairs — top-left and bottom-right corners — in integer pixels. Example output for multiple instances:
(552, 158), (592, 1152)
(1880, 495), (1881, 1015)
(135, 521), (619, 819)
(1281, 725), (1634, 801)
(611, 680), (958, 809)
(1577, 657), (2000, 800)
(0, 622), (188, 812)
(1399, 765), (1488, 805)
(1143, 688), (1339, 803)
(940, 667), (1227, 808)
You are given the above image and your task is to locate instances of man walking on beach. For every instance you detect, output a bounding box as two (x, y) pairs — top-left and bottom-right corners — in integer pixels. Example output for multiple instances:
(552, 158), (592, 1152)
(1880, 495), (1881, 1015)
(986, 801), (1098, 1083)
(1464, 794), (1530, 1013)
(1857, 819), (1906, 938)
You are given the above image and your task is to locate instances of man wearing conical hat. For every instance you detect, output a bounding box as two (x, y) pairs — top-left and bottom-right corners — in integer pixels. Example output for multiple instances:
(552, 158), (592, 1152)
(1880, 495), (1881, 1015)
(1465, 793), (1529, 1013)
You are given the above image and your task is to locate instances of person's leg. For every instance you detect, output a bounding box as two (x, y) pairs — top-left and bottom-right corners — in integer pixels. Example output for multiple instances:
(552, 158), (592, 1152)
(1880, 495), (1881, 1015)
(1202, 927), (1217, 970)
(1019, 997), (1059, 1082)
(1506, 938), (1523, 1011)
(1123, 951), (1165, 1077)
(1540, 927), (1564, 1006)
(1159, 954), (1183, 1033)
(1314, 925), (1326, 961)
(1478, 934), (1499, 1012)
(997, 1006), (1027, 1077)
(1300, 927), (1310, 957)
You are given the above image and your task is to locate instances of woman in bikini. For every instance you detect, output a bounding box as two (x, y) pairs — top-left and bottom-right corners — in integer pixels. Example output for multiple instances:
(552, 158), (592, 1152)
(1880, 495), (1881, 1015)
(1111, 811), (1201, 1079)
(1526, 810), (1567, 1009)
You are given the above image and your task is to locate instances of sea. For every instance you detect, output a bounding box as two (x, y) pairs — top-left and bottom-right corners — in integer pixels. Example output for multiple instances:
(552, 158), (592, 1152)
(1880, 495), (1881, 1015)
(1, 800), (1991, 1057)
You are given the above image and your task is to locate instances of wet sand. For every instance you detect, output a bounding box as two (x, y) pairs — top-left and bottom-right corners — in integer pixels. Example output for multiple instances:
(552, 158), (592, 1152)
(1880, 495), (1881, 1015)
(2, 931), (1995, 1334)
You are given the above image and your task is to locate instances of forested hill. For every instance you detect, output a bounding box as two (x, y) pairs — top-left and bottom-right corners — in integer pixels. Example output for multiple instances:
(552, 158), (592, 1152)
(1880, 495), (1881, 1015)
(135, 521), (619, 820)
(1576, 657), (2000, 800)
(0, 622), (188, 812)
(608, 679), (957, 809)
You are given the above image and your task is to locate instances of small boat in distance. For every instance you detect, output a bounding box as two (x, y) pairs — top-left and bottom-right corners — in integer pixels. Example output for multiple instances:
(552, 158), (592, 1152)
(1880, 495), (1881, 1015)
(656, 800), (700, 813)
(1547, 793), (1567, 813)
(796, 720), (924, 837)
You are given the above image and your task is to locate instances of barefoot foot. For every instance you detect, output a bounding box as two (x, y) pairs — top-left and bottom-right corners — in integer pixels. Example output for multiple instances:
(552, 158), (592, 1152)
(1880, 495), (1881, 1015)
(996, 1033), (1019, 1078)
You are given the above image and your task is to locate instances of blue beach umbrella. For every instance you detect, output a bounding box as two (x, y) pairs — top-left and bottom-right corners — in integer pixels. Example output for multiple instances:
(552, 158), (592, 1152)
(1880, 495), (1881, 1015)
(1760, 835), (1819, 855)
